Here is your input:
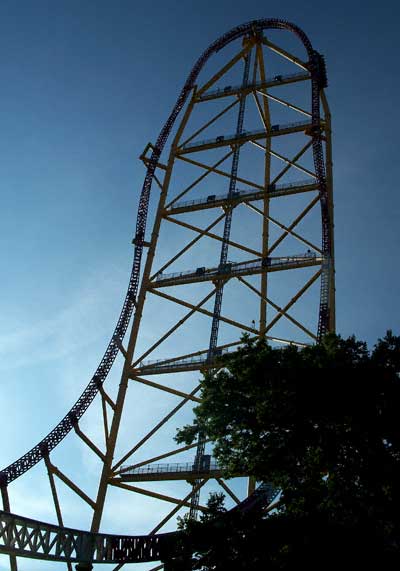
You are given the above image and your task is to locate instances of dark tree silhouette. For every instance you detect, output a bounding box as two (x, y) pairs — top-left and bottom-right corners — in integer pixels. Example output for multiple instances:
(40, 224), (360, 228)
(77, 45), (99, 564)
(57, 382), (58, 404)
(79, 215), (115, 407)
(167, 332), (400, 570)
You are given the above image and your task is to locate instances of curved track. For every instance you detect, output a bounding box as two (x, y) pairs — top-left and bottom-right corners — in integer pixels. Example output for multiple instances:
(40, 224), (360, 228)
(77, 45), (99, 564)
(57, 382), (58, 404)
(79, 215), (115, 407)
(1, 17), (331, 508)
(0, 485), (277, 564)
(0, 508), (173, 565)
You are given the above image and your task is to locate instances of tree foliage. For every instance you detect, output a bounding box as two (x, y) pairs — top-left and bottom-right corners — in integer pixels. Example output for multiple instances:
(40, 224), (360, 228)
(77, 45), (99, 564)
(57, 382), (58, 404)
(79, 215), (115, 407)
(169, 332), (400, 569)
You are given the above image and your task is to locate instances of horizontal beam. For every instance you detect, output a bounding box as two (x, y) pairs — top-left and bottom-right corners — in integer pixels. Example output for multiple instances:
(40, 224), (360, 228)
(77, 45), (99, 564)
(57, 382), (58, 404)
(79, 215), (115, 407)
(165, 181), (318, 215)
(149, 288), (257, 335)
(117, 441), (207, 474)
(150, 255), (322, 289)
(197, 72), (310, 101)
(177, 121), (313, 155)
(117, 468), (222, 483)
(129, 374), (202, 403)
(110, 481), (208, 511)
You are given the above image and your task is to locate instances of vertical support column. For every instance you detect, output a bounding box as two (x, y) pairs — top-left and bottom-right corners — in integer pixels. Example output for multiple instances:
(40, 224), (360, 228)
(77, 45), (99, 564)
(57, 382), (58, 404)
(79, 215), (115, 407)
(256, 40), (272, 338)
(1, 484), (18, 571)
(44, 455), (64, 528)
(89, 91), (196, 537)
(320, 90), (335, 332)
(1, 486), (10, 513)
(190, 45), (252, 519)
(247, 37), (271, 498)
(206, 46), (252, 357)
(43, 455), (73, 571)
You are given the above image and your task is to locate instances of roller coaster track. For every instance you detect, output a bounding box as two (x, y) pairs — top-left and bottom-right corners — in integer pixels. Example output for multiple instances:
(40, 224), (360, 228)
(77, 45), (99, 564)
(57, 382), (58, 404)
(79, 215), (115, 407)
(0, 16), (331, 489)
(0, 509), (171, 565)
(0, 17), (335, 569)
(0, 481), (279, 565)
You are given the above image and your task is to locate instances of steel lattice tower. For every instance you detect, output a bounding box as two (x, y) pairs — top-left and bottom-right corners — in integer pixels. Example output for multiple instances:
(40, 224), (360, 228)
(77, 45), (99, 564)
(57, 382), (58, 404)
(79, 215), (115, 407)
(0, 19), (335, 571)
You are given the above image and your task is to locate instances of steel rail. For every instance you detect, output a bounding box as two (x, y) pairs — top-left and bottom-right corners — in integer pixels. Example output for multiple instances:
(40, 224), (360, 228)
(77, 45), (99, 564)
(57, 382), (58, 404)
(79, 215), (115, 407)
(0, 18), (331, 488)
(0, 481), (278, 565)
(0, 509), (173, 564)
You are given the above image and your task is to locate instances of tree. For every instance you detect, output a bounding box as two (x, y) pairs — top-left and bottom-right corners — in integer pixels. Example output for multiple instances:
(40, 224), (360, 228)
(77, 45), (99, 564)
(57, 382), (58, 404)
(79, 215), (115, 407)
(170, 332), (400, 569)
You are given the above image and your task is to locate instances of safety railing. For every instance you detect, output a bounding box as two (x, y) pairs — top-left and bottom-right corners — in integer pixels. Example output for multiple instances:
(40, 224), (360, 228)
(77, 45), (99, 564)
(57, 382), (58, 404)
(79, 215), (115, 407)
(139, 347), (234, 370)
(169, 179), (317, 211)
(153, 253), (320, 285)
(198, 71), (310, 100)
(181, 120), (311, 151)
(121, 461), (220, 476)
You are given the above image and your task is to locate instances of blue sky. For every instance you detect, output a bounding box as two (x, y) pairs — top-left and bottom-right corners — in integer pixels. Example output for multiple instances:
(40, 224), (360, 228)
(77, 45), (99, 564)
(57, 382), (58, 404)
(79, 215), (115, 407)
(1, 0), (399, 569)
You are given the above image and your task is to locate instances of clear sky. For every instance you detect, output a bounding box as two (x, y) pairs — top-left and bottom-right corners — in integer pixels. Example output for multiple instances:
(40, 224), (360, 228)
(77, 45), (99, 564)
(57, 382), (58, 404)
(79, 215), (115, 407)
(0, 0), (399, 569)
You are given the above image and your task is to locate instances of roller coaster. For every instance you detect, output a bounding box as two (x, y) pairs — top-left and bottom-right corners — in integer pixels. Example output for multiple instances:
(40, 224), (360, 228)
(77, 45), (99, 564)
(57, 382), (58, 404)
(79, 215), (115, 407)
(0, 18), (335, 570)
